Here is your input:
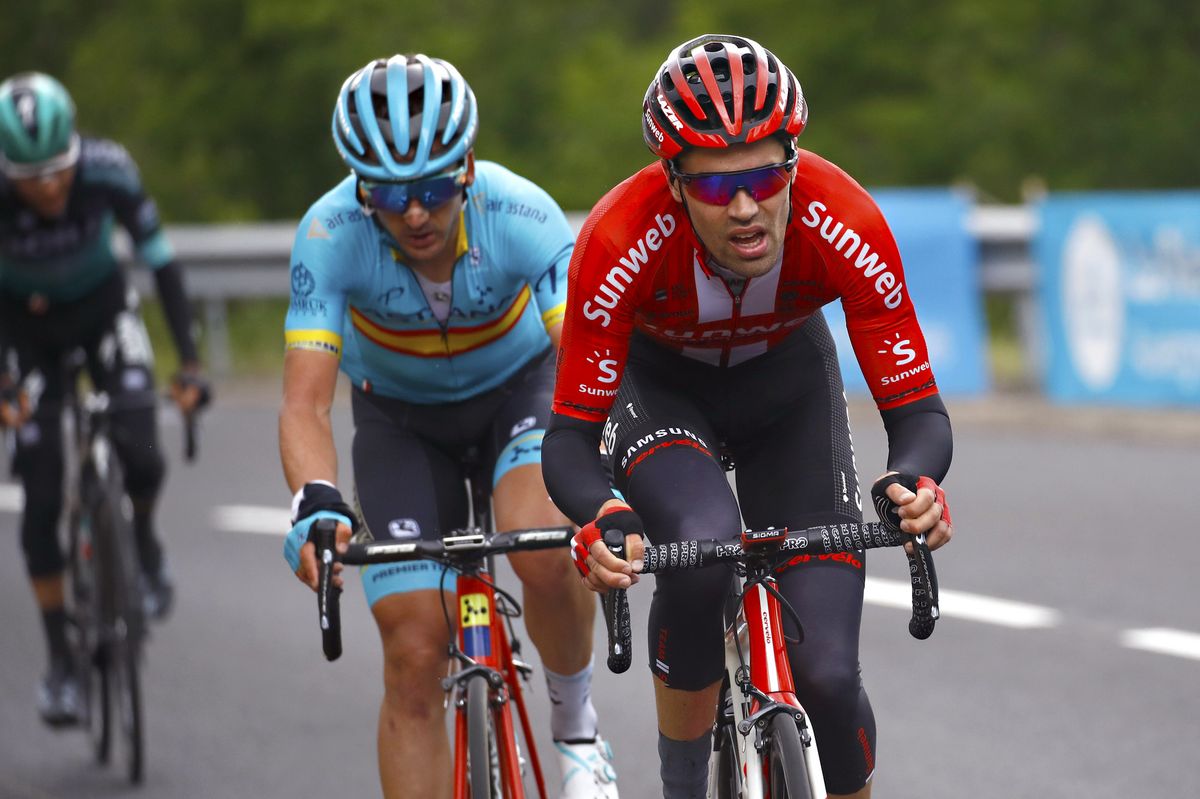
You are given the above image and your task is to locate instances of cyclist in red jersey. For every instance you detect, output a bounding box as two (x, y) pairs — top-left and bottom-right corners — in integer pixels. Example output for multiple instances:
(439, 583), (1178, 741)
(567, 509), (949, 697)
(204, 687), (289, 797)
(542, 35), (954, 799)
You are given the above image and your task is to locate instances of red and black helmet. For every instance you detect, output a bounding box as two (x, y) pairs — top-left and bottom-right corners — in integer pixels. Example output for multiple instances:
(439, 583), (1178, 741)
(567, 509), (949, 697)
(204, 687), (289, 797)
(642, 34), (807, 160)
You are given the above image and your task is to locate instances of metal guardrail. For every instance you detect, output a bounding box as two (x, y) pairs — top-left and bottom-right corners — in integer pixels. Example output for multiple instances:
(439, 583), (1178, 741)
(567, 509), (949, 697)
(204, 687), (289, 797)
(123, 207), (1039, 377)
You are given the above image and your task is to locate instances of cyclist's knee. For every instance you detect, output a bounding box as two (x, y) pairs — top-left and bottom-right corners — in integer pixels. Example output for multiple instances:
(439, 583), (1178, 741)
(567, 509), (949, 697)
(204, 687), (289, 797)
(111, 406), (165, 495)
(792, 657), (864, 720)
(648, 567), (733, 688)
(507, 547), (575, 595)
(655, 566), (731, 613)
(123, 456), (165, 499)
(22, 523), (65, 577)
(20, 481), (64, 576)
(374, 593), (452, 696)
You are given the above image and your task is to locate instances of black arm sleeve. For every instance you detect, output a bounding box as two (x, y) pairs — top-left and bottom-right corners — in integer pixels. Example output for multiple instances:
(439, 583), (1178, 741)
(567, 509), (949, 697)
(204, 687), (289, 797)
(542, 412), (617, 526)
(152, 260), (199, 365)
(880, 393), (953, 482)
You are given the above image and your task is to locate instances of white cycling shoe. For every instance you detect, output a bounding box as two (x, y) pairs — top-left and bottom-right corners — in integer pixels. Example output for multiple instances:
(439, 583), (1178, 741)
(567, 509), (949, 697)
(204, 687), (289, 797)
(554, 735), (619, 798)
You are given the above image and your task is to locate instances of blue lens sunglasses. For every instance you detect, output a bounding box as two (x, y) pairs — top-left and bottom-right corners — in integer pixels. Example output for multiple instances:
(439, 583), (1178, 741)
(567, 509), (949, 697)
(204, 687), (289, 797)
(360, 163), (469, 213)
(670, 155), (798, 205)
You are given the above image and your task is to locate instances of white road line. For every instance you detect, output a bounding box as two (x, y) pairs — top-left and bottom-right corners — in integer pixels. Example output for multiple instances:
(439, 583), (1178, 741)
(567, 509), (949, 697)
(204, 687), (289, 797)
(202, 505), (1195, 660)
(212, 504), (290, 535)
(0, 483), (23, 513)
(864, 577), (1062, 629)
(1120, 628), (1200, 662)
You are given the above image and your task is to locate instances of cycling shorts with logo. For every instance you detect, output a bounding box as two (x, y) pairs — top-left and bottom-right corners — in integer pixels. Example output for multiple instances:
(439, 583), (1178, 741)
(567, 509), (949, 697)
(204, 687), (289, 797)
(351, 348), (554, 605)
(3, 271), (162, 577)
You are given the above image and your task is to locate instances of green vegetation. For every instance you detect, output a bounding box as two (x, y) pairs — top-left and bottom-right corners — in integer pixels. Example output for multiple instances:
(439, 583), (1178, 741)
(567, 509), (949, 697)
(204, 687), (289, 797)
(5, 2), (1197, 220)
(7, 4), (1198, 381)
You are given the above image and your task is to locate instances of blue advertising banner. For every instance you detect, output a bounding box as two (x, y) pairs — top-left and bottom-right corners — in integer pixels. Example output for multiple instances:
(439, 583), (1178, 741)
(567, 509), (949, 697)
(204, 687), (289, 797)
(823, 189), (988, 397)
(1036, 193), (1200, 405)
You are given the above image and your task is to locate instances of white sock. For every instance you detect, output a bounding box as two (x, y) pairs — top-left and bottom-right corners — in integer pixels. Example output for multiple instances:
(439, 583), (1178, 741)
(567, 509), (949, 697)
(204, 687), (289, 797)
(544, 657), (599, 742)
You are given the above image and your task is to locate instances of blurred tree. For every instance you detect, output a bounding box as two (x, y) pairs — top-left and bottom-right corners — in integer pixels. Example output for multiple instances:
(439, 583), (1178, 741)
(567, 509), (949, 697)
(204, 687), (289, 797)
(1, 0), (1196, 220)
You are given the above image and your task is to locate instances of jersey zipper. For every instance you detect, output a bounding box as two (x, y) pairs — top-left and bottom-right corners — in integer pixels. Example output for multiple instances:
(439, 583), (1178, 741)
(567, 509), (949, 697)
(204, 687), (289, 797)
(720, 276), (749, 368)
(400, 253), (458, 387)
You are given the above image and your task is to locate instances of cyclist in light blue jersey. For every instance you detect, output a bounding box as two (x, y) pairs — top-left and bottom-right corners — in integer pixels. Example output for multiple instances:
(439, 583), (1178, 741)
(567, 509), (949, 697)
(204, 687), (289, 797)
(279, 55), (618, 799)
(285, 156), (570, 403)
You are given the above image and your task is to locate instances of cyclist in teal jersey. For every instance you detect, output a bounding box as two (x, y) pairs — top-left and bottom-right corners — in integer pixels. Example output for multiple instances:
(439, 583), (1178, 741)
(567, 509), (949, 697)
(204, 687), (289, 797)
(280, 54), (619, 799)
(0, 72), (207, 727)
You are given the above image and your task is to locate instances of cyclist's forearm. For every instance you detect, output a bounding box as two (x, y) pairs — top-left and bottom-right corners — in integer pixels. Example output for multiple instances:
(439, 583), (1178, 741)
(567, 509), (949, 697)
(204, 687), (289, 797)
(279, 403), (338, 493)
(151, 261), (199, 365)
(543, 413), (617, 525)
(879, 393), (952, 481)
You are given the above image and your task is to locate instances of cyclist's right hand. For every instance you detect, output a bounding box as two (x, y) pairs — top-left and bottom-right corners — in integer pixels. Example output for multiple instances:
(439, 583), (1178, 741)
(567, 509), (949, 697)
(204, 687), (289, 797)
(288, 515), (352, 590)
(284, 481), (357, 591)
(0, 383), (30, 429)
(571, 501), (645, 593)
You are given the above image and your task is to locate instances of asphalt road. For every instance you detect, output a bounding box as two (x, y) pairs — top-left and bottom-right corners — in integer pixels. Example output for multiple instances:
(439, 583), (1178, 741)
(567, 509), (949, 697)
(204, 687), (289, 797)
(1, 385), (1197, 798)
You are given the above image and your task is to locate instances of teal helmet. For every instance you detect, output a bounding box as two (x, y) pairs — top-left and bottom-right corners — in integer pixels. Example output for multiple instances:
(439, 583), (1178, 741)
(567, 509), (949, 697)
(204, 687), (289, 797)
(0, 72), (80, 177)
(332, 54), (478, 181)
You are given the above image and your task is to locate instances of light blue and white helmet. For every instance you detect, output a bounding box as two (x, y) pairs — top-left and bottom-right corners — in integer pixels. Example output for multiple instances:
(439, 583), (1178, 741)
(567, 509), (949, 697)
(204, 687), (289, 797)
(331, 54), (478, 182)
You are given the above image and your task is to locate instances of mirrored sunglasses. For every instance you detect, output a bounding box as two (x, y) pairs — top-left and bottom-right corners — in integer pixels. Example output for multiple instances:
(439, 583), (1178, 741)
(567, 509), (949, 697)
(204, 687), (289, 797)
(671, 156), (797, 205)
(361, 164), (468, 213)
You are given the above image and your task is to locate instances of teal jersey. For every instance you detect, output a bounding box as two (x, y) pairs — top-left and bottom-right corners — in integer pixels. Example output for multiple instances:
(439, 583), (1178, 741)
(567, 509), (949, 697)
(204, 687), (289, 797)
(285, 161), (572, 403)
(0, 136), (173, 302)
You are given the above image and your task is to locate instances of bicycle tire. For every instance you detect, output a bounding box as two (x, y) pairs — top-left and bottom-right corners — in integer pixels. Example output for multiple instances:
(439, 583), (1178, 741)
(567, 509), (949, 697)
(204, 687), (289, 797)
(766, 713), (814, 799)
(68, 510), (110, 765)
(91, 644), (112, 765)
(113, 634), (143, 783)
(94, 455), (145, 785)
(466, 676), (497, 799)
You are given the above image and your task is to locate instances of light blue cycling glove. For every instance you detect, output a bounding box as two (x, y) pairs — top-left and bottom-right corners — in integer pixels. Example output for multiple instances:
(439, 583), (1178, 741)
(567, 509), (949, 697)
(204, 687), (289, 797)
(284, 511), (353, 573)
(284, 481), (356, 573)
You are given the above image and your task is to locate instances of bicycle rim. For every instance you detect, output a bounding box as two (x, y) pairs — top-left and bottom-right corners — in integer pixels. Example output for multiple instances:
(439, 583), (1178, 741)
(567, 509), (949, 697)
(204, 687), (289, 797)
(766, 713), (814, 799)
(466, 677), (498, 799)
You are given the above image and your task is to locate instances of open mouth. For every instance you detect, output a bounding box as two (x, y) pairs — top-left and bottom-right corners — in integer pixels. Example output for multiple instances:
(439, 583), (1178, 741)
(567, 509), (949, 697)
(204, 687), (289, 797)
(729, 229), (768, 259)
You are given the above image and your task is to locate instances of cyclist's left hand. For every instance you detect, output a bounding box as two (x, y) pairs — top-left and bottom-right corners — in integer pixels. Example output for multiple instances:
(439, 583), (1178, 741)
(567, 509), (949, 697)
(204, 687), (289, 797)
(170, 366), (211, 416)
(872, 472), (953, 551)
(572, 501), (645, 593)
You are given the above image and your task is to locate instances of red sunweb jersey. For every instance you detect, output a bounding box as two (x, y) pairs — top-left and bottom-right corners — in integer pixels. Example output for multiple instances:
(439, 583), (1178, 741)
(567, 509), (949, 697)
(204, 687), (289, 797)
(553, 149), (939, 423)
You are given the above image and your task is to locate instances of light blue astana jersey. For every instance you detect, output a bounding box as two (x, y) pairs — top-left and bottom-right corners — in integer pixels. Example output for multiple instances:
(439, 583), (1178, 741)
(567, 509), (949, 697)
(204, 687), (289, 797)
(285, 161), (571, 402)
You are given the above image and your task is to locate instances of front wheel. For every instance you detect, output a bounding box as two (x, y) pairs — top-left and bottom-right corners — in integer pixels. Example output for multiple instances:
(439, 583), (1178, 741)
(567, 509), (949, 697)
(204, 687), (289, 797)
(465, 677), (498, 799)
(766, 713), (815, 799)
(89, 643), (112, 764)
(94, 477), (145, 785)
(112, 633), (143, 784)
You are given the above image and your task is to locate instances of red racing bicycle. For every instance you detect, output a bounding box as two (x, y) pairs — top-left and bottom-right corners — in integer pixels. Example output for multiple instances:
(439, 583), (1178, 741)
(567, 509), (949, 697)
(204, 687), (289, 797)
(602, 521), (939, 798)
(309, 517), (574, 799)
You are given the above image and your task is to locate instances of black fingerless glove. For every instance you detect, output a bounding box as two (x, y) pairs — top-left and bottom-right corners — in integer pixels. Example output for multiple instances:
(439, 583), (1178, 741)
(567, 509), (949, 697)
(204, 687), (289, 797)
(290, 481), (358, 530)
